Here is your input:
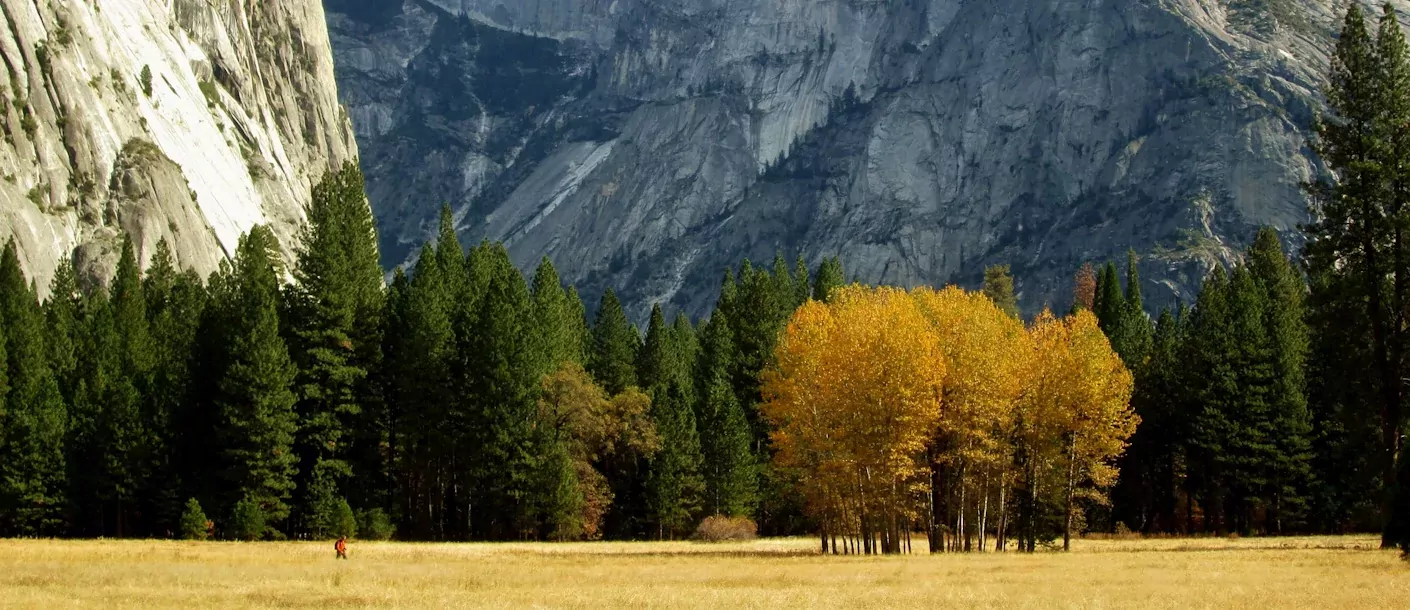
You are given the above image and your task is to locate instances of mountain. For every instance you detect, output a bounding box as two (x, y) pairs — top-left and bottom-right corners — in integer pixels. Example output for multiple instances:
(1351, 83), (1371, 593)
(0, 0), (356, 293)
(328, 0), (1404, 319)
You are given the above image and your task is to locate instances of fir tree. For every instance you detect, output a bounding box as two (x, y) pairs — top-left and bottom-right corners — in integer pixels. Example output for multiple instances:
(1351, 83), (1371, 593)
(143, 243), (207, 533)
(638, 305), (672, 392)
(463, 244), (543, 539)
(0, 240), (67, 536)
(1095, 261), (1124, 334)
(533, 257), (581, 371)
(589, 289), (639, 395)
(214, 226), (300, 528)
(43, 257), (78, 399)
(388, 242), (459, 539)
(146, 244), (208, 534)
(646, 382), (705, 538)
(695, 311), (756, 517)
(793, 255), (811, 308)
(108, 236), (158, 536)
(287, 163), (385, 534)
(812, 257), (844, 303)
(1303, 3), (1408, 547)
(1245, 228), (1313, 531)
(1114, 251), (1153, 368)
(669, 313), (699, 400)
(982, 264), (1020, 319)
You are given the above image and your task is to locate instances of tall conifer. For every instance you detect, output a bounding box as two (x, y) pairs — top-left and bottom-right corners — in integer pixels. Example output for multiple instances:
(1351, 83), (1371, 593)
(214, 226), (300, 530)
(0, 240), (67, 536)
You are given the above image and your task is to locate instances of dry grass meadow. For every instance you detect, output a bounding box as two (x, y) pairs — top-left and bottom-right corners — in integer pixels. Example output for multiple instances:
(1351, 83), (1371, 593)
(0, 535), (1406, 608)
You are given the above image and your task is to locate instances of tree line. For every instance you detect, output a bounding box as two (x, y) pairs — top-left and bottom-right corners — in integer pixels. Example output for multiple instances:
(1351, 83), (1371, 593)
(0, 160), (846, 540)
(1102, 5), (1410, 553)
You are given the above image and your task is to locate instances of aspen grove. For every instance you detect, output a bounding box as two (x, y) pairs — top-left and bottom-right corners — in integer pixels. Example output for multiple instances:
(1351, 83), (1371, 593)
(762, 286), (1136, 554)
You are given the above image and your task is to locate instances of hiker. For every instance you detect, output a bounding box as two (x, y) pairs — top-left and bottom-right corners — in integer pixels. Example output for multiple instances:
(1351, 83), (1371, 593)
(335, 535), (348, 560)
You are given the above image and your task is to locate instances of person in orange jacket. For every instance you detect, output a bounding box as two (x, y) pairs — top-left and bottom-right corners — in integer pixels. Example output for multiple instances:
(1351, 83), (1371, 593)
(335, 535), (348, 559)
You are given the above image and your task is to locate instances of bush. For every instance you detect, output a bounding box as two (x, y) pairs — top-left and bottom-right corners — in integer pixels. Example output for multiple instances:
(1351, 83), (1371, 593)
(199, 79), (220, 108)
(180, 498), (211, 540)
(229, 498), (265, 541)
(355, 508), (394, 541)
(693, 515), (757, 542)
(139, 65), (153, 97)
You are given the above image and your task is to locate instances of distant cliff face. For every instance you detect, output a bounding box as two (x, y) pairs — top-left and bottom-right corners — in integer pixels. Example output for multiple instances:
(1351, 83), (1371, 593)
(328, 0), (1405, 319)
(0, 0), (356, 292)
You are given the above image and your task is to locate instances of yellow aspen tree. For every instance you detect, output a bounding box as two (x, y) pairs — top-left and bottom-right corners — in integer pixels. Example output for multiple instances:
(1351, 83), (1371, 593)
(1058, 310), (1138, 551)
(912, 286), (1028, 552)
(762, 286), (946, 554)
(1015, 310), (1137, 551)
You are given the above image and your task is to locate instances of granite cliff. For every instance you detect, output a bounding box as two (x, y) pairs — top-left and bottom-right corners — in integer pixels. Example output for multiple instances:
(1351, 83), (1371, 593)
(327, 0), (1410, 319)
(0, 0), (356, 293)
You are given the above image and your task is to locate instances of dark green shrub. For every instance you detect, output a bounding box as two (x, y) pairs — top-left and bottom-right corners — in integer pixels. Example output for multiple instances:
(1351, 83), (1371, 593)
(355, 508), (394, 541)
(229, 498), (265, 541)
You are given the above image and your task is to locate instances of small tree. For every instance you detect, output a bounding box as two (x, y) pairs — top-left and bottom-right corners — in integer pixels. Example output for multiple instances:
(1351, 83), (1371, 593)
(332, 499), (357, 539)
(139, 66), (153, 97)
(229, 498), (266, 541)
(355, 508), (394, 541)
(180, 498), (210, 541)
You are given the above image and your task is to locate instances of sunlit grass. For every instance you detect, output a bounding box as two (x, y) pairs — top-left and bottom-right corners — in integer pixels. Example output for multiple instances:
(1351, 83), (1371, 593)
(0, 535), (1404, 608)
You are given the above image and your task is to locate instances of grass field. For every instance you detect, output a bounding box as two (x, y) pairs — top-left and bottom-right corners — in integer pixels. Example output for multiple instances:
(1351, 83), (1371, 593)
(0, 535), (1406, 608)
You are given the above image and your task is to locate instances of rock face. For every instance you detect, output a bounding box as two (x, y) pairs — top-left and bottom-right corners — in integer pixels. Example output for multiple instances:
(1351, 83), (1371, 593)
(0, 0), (356, 293)
(328, 0), (1402, 319)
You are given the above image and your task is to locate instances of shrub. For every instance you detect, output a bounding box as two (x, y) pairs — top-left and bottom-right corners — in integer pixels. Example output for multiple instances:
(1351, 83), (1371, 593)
(199, 79), (219, 108)
(693, 515), (757, 542)
(139, 65), (152, 97)
(180, 498), (211, 540)
(229, 498), (265, 541)
(355, 508), (394, 541)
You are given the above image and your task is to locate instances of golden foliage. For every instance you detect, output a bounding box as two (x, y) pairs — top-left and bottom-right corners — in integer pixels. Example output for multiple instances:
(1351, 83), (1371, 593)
(537, 364), (662, 538)
(762, 285), (1137, 553)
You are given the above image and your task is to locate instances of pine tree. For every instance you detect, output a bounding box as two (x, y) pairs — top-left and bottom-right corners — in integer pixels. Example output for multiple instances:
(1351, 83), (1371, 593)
(69, 289), (124, 536)
(107, 236), (158, 536)
(646, 382), (705, 538)
(387, 240), (458, 539)
(565, 286), (590, 366)
(589, 289), (639, 396)
(287, 163), (386, 534)
(1115, 251), (1153, 367)
(1245, 228), (1313, 531)
(982, 264), (1020, 319)
(793, 255), (811, 308)
(638, 305), (672, 392)
(669, 313), (699, 400)
(43, 258), (79, 399)
(533, 257), (580, 371)
(214, 226), (300, 528)
(1113, 307), (1188, 533)
(462, 244), (543, 539)
(1374, 1), (1410, 550)
(142, 241), (207, 535)
(1304, 4), (1408, 547)
(770, 253), (795, 320)
(0, 240), (67, 536)
(695, 311), (756, 517)
(812, 257), (844, 303)
(1095, 262), (1124, 335)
